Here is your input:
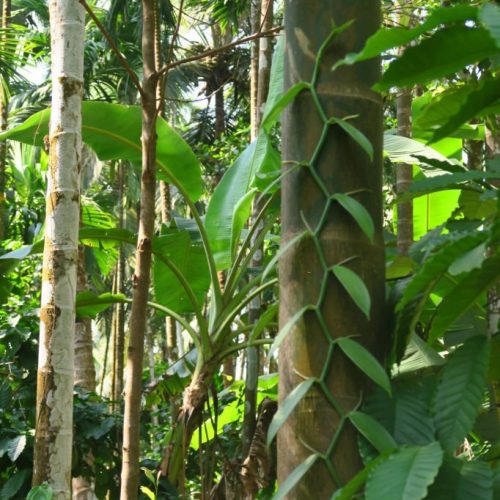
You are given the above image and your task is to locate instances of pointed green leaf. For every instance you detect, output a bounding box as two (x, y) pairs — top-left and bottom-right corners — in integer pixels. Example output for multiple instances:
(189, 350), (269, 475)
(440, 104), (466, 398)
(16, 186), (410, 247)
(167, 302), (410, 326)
(332, 265), (371, 318)
(337, 337), (391, 395)
(376, 27), (498, 91)
(268, 306), (311, 359)
(76, 292), (127, 319)
(331, 193), (374, 242)
(0, 469), (30, 500)
(261, 34), (285, 126)
(330, 117), (373, 160)
(140, 486), (156, 500)
(230, 188), (257, 259)
(366, 442), (444, 500)
(267, 377), (315, 446)
(349, 411), (397, 452)
(434, 335), (490, 451)
(274, 453), (318, 500)
(261, 81), (310, 132)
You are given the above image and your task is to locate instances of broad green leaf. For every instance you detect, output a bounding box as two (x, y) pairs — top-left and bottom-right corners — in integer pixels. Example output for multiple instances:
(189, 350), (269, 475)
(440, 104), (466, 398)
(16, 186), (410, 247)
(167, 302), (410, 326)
(364, 379), (436, 446)
(250, 302), (278, 342)
(365, 442), (444, 500)
(349, 411), (397, 452)
(153, 231), (210, 314)
(261, 81), (310, 132)
(429, 256), (500, 342)
(139, 486), (156, 500)
(376, 27), (498, 91)
(268, 306), (310, 359)
(26, 484), (53, 500)
(398, 233), (486, 312)
(274, 453), (318, 500)
(79, 227), (136, 248)
(330, 117), (373, 160)
(337, 337), (391, 395)
(448, 242), (487, 276)
(206, 132), (274, 270)
(480, 2), (500, 48)
(331, 193), (374, 242)
(0, 102), (203, 201)
(331, 265), (371, 318)
(434, 335), (490, 451)
(76, 292), (126, 319)
(261, 34), (284, 126)
(427, 456), (494, 500)
(386, 255), (415, 280)
(395, 334), (445, 376)
(405, 171), (500, 200)
(230, 188), (257, 259)
(341, 5), (479, 65)
(267, 377), (315, 446)
(430, 76), (500, 142)
(0, 469), (30, 500)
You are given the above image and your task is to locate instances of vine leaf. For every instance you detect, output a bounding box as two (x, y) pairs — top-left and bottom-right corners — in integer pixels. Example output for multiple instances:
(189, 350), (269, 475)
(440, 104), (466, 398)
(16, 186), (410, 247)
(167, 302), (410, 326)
(267, 377), (315, 446)
(273, 453), (319, 500)
(337, 338), (391, 396)
(330, 117), (374, 160)
(331, 193), (375, 242)
(433, 335), (490, 452)
(332, 265), (371, 318)
(349, 411), (397, 452)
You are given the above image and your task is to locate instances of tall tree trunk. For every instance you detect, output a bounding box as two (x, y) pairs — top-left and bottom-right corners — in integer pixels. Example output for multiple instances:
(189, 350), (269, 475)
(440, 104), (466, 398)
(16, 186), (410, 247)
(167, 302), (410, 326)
(242, 0), (274, 459)
(278, 1), (384, 496)
(120, 0), (158, 496)
(72, 247), (97, 500)
(250, 0), (261, 141)
(33, 0), (85, 497)
(0, 0), (11, 241)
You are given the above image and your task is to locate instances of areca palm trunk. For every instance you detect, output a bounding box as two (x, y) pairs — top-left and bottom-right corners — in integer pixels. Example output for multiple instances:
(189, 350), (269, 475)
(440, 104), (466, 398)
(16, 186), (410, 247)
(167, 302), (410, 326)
(33, 0), (85, 496)
(120, 0), (158, 496)
(278, 0), (384, 496)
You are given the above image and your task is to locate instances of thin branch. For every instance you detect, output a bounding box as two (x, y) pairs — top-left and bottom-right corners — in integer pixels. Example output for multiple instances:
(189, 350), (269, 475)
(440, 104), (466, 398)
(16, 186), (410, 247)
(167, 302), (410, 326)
(157, 26), (283, 77)
(78, 0), (144, 98)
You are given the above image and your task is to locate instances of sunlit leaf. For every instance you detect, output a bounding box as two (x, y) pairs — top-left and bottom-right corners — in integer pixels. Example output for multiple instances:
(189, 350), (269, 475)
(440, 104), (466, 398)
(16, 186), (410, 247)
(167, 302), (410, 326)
(332, 265), (371, 318)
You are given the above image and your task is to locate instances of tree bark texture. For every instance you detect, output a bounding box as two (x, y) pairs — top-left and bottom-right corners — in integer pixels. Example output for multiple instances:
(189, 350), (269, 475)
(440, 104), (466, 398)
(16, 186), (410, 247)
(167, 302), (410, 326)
(396, 87), (413, 255)
(120, 0), (158, 497)
(279, 1), (384, 497)
(33, 0), (85, 497)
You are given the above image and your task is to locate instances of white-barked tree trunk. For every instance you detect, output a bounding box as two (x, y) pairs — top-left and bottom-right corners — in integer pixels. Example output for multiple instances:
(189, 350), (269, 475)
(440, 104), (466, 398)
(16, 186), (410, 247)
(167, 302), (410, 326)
(33, 1), (85, 497)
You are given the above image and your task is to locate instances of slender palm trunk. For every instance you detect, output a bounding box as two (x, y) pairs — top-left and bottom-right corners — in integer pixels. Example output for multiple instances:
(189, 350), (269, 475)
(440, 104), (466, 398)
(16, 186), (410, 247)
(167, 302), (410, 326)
(242, 0), (274, 458)
(279, 1), (384, 496)
(120, 0), (158, 496)
(0, 0), (11, 240)
(250, 0), (261, 140)
(33, 0), (85, 497)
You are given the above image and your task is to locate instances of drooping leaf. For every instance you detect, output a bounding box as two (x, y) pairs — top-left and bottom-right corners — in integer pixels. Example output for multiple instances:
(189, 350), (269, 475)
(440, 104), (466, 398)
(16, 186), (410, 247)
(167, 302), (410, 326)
(0, 102), (203, 201)
(7, 435), (26, 462)
(375, 26), (498, 91)
(0, 469), (30, 500)
(206, 132), (275, 270)
(139, 487), (155, 500)
(349, 411), (397, 452)
(330, 117), (374, 160)
(273, 453), (318, 500)
(261, 34), (284, 128)
(365, 442), (444, 500)
(331, 193), (374, 242)
(230, 188), (257, 259)
(267, 377), (315, 446)
(448, 242), (487, 276)
(434, 335), (490, 451)
(331, 265), (371, 318)
(337, 338), (391, 396)
(76, 292), (127, 319)
(268, 306), (311, 359)
(429, 256), (500, 342)
(395, 334), (445, 376)
(427, 455), (494, 500)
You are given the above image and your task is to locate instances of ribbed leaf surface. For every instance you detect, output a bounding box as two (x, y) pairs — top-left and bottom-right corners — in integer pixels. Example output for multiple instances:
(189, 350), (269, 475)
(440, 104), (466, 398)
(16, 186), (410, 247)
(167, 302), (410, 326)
(366, 442), (443, 500)
(434, 335), (490, 451)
